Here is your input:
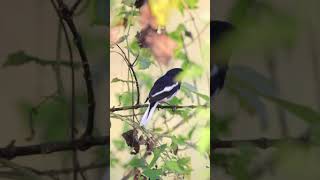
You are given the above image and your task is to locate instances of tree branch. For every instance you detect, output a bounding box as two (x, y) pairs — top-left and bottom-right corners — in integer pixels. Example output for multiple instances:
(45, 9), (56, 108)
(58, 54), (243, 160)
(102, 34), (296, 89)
(110, 104), (207, 112)
(115, 44), (140, 105)
(0, 136), (108, 160)
(0, 162), (106, 178)
(52, 0), (96, 137)
(213, 137), (312, 149)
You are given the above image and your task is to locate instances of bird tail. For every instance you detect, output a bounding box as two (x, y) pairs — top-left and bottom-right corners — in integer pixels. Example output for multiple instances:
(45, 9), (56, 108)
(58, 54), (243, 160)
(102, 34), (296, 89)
(140, 101), (159, 127)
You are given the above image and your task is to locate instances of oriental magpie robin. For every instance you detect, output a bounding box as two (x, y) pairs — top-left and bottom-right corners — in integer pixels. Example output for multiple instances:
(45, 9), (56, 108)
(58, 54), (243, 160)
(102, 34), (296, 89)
(211, 20), (234, 97)
(140, 68), (182, 126)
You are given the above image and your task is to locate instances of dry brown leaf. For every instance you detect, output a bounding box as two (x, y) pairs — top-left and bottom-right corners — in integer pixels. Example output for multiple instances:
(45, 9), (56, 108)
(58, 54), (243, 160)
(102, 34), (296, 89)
(139, 3), (157, 30)
(146, 32), (177, 65)
(110, 26), (122, 45)
(136, 27), (177, 66)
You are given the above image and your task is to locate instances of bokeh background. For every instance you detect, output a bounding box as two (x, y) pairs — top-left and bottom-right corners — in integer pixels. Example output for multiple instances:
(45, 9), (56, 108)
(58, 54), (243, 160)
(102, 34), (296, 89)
(213, 0), (320, 180)
(0, 0), (107, 179)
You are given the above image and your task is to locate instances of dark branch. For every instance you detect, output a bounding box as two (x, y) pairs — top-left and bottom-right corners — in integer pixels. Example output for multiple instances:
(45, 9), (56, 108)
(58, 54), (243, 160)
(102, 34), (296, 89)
(0, 162), (106, 177)
(115, 44), (140, 105)
(213, 137), (312, 149)
(0, 136), (108, 160)
(53, 0), (96, 137)
(110, 104), (207, 112)
(71, 0), (82, 13)
(0, 135), (315, 162)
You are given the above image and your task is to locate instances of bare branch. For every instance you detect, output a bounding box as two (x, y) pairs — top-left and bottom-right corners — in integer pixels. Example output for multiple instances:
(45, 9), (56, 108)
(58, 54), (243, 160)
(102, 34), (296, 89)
(52, 0), (96, 137)
(0, 162), (106, 179)
(110, 104), (207, 112)
(213, 137), (312, 149)
(0, 136), (108, 160)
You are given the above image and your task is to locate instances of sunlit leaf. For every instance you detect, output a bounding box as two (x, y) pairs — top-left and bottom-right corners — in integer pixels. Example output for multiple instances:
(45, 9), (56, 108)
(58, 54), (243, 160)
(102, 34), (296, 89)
(197, 127), (210, 153)
(128, 157), (147, 168)
(143, 168), (162, 179)
(148, 0), (179, 26)
(163, 157), (192, 174)
(149, 144), (167, 168)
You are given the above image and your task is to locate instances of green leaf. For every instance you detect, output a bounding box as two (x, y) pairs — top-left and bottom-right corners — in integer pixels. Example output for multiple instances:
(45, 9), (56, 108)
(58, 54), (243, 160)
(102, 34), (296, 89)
(177, 63), (203, 80)
(177, 0), (198, 14)
(181, 81), (209, 102)
(197, 127), (210, 153)
(143, 168), (162, 179)
(121, 0), (135, 6)
(33, 96), (69, 141)
(169, 24), (187, 50)
(228, 67), (320, 124)
(111, 77), (134, 83)
(111, 78), (121, 83)
(163, 158), (192, 175)
(168, 97), (183, 106)
(129, 158), (147, 168)
(262, 95), (320, 124)
(149, 144), (167, 168)
(138, 58), (152, 70)
(187, 125), (197, 139)
(135, 48), (153, 70)
(117, 91), (136, 106)
(137, 72), (154, 89)
(110, 155), (119, 168)
(171, 135), (187, 145)
(212, 113), (234, 137)
(228, 65), (276, 97)
(113, 139), (126, 151)
(3, 51), (32, 67)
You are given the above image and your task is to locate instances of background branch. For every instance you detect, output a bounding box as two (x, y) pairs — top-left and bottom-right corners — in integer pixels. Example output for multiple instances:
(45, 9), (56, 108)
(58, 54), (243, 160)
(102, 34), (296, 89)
(213, 137), (311, 149)
(0, 136), (108, 160)
(52, 0), (96, 137)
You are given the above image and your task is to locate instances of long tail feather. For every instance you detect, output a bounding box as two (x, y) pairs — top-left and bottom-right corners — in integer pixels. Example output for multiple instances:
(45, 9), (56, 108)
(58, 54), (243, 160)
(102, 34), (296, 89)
(140, 102), (159, 126)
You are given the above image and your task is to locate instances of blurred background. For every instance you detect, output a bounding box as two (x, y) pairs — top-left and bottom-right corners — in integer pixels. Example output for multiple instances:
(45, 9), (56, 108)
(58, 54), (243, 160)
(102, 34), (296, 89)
(0, 0), (107, 179)
(213, 0), (320, 180)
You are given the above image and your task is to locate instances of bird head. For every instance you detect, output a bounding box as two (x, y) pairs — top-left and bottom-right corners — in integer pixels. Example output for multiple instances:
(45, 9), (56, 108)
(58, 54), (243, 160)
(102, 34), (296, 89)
(211, 20), (235, 67)
(165, 68), (183, 81)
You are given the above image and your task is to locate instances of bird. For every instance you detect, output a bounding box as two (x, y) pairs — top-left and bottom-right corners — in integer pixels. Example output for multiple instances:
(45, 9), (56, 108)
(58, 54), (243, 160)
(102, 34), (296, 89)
(211, 20), (235, 97)
(140, 68), (183, 127)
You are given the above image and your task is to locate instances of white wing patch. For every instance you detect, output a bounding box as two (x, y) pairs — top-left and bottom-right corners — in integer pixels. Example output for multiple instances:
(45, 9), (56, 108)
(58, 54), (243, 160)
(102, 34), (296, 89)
(150, 82), (179, 97)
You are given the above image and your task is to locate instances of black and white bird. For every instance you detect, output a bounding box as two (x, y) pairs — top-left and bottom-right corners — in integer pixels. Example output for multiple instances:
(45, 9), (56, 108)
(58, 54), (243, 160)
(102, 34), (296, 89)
(140, 68), (183, 127)
(211, 20), (235, 97)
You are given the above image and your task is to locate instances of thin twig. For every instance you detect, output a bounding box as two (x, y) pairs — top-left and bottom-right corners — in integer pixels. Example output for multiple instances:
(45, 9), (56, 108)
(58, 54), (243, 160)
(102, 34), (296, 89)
(54, 21), (65, 96)
(115, 44), (140, 104)
(71, 0), (82, 13)
(110, 104), (206, 112)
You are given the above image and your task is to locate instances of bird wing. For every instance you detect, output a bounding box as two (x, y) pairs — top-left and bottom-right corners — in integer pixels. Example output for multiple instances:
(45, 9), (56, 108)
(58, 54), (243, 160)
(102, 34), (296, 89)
(149, 83), (180, 103)
(148, 75), (176, 98)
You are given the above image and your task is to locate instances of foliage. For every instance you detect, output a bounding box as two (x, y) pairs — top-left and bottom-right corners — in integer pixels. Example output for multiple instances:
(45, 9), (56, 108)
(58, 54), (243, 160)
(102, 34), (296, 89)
(1, 0), (108, 179)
